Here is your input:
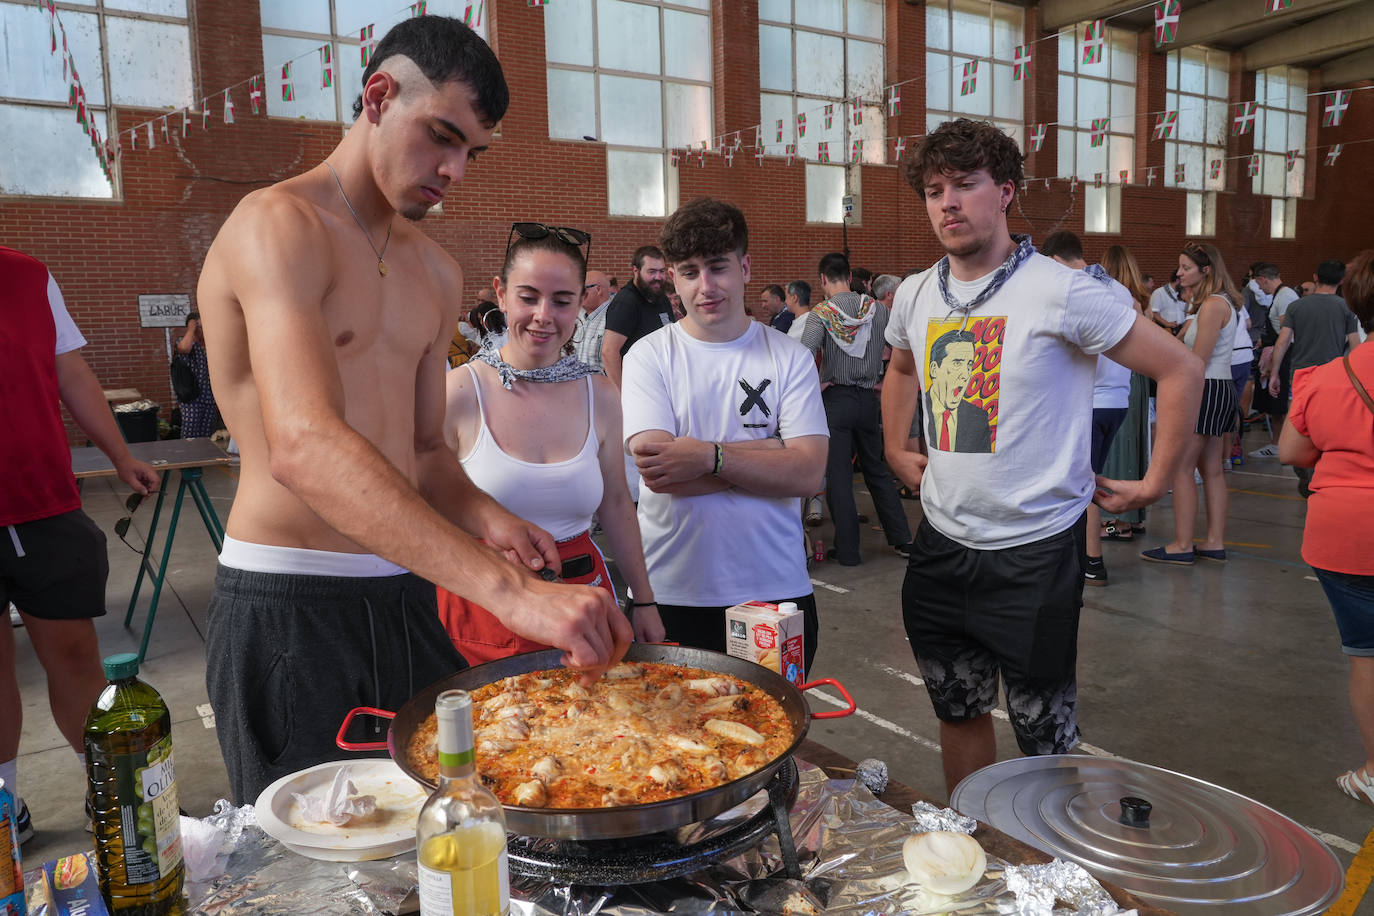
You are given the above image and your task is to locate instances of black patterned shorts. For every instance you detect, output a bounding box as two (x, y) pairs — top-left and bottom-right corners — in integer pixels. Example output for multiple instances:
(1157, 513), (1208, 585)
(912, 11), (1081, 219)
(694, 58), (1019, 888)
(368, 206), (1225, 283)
(901, 517), (1086, 756)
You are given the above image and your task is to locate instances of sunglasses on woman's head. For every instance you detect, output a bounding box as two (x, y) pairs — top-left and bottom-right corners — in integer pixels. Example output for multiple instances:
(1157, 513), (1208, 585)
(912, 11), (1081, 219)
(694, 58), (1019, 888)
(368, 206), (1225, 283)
(506, 222), (592, 264)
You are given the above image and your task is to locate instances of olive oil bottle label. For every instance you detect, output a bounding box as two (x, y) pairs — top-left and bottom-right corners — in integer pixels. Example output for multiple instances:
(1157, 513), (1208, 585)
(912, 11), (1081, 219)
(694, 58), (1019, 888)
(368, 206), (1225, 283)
(98, 735), (183, 882)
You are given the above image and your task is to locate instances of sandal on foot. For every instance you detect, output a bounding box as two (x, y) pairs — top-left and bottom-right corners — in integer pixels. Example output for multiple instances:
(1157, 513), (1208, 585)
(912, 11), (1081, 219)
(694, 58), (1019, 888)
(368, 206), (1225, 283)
(1337, 768), (1374, 808)
(1140, 546), (1195, 565)
(1196, 547), (1227, 562)
(1101, 522), (1134, 541)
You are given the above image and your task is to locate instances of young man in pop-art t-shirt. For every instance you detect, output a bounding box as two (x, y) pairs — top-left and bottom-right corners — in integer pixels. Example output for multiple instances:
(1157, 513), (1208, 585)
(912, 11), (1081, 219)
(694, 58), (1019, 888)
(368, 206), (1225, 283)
(620, 197), (829, 676)
(880, 119), (1204, 797)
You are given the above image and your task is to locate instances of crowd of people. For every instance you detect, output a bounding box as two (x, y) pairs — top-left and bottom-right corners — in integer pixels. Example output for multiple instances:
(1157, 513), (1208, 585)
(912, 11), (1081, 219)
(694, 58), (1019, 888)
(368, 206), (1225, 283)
(4, 15), (1370, 848)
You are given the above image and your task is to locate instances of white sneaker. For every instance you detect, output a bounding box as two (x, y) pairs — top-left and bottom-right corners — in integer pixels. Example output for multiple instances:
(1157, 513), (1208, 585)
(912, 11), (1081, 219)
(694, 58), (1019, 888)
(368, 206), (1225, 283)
(8, 603), (20, 628)
(1249, 444), (1279, 458)
(1193, 469), (1203, 484)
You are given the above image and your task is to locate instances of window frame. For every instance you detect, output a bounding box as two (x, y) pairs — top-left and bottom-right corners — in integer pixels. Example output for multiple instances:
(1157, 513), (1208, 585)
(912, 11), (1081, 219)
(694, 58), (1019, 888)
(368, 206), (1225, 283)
(758, 0), (885, 225)
(1252, 64), (1307, 201)
(544, 0), (711, 218)
(923, 0), (1025, 148)
(1056, 20), (1135, 234)
(0, 0), (194, 200)
(1163, 45), (1228, 197)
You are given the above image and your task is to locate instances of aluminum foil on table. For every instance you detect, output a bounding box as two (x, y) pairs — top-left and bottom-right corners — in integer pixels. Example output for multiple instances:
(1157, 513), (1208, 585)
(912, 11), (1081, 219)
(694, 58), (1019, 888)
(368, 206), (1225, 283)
(183, 761), (1134, 916)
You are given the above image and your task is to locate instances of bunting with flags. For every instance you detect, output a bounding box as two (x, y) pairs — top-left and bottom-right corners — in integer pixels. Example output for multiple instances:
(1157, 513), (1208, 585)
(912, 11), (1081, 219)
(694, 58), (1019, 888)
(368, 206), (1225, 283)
(670, 148), (680, 167)
(1323, 90), (1351, 127)
(249, 76), (262, 115)
(1069, 175), (1079, 193)
(1231, 101), (1256, 136)
(360, 25), (375, 68)
(1028, 123), (1046, 152)
(1147, 166), (1157, 186)
(1082, 19), (1105, 65)
(1154, 0), (1180, 46)
(463, 2), (482, 26)
(785, 143), (796, 165)
(756, 144), (764, 166)
(851, 98), (862, 126)
(1153, 110), (1177, 139)
(797, 112), (806, 137)
(181, 108), (189, 137)
(887, 85), (900, 117)
(410, 1), (427, 15)
(160, 115), (169, 143)
(201, 98), (209, 129)
(282, 62), (295, 101)
(961, 60), (978, 96)
(1120, 169), (1129, 184)
(724, 146), (735, 167)
(320, 44), (333, 88)
(223, 89), (235, 124)
(146, 121), (154, 150)
(1209, 158), (1221, 179)
(1013, 45), (1030, 80)
(824, 104), (833, 130)
(1090, 118), (1109, 147)
(1326, 144), (1343, 165)
(894, 136), (906, 159)
(1094, 172), (1103, 188)
(1247, 153), (1260, 176)
(1286, 149), (1298, 171)
(851, 139), (862, 163)
(818, 142), (830, 163)
(1265, 0), (1291, 12)
(1175, 162), (1185, 183)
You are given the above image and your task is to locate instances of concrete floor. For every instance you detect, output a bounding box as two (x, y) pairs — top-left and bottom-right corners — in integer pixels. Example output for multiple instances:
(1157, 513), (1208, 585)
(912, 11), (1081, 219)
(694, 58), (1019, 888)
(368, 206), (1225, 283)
(11, 425), (1372, 913)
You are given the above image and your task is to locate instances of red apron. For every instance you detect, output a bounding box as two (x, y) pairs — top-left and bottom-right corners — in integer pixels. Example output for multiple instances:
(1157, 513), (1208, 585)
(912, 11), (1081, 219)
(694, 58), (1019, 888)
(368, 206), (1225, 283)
(436, 530), (615, 666)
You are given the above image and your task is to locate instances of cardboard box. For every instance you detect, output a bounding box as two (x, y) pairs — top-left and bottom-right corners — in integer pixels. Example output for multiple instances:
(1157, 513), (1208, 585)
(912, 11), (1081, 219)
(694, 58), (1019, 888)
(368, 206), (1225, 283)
(725, 601), (805, 687)
(24, 852), (108, 916)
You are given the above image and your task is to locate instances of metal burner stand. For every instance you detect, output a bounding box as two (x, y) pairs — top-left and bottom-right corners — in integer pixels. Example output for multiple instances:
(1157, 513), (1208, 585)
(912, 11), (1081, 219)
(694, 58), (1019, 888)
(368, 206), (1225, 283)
(507, 758), (803, 885)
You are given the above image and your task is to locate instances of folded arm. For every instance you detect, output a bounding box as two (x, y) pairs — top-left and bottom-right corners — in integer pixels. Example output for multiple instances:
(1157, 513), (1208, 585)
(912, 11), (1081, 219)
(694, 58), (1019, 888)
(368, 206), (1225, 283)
(628, 429), (825, 498)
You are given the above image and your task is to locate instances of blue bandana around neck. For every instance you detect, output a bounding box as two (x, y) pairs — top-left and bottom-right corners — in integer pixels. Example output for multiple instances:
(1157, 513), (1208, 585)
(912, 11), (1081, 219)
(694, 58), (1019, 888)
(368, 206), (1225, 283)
(475, 337), (597, 391)
(936, 234), (1037, 318)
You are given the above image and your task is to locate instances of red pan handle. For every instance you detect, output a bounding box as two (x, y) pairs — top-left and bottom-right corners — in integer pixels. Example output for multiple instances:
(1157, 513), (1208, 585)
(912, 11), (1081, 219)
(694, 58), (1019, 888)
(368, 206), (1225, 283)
(336, 706), (396, 751)
(799, 677), (856, 719)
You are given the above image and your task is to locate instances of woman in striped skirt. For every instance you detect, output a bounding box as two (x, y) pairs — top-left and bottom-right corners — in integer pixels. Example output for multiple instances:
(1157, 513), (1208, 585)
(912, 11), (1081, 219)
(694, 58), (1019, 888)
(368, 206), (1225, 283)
(1142, 242), (1240, 566)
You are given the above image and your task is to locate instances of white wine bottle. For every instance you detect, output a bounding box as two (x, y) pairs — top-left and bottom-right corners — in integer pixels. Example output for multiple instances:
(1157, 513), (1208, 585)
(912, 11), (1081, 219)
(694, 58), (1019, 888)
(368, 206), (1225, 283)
(416, 690), (510, 916)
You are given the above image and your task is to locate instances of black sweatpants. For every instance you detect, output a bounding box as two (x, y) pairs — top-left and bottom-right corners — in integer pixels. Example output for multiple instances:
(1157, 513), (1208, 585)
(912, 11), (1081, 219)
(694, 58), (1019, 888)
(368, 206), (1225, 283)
(822, 385), (912, 564)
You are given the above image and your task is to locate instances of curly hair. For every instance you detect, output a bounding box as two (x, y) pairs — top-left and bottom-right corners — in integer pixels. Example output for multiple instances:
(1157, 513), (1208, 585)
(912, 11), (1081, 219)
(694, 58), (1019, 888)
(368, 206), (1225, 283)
(659, 197), (748, 266)
(901, 118), (1024, 195)
(1343, 250), (1374, 333)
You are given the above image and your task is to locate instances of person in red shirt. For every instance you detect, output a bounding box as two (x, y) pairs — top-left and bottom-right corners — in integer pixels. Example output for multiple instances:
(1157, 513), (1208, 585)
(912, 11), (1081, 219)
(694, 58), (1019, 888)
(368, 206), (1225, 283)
(1280, 249), (1374, 809)
(0, 247), (159, 842)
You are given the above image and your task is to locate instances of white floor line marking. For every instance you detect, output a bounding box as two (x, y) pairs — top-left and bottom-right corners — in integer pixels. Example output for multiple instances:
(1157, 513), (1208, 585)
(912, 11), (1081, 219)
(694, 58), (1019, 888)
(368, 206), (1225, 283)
(1305, 575), (1320, 582)
(810, 689), (942, 753)
(196, 702), (216, 729)
(1228, 469), (1296, 480)
(809, 578), (850, 594)
(863, 660), (1362, 855)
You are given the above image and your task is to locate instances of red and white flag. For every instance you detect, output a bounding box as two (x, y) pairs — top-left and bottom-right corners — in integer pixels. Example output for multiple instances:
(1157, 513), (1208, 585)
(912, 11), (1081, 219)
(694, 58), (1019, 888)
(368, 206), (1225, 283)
(1286, 149), (1299, 172)
(961, 60), (978, 96)
(756, 145), (764, 167)
(797, 112), (806, 138)
(724, 146), (735, 167)
(669, 149), (680, 167)
(223, 89), (235, 124)
(1153, 0), (1180, 46)
(818, 141), (830, 163)
(1090, 117), (1109, 147)
(181, 108), (190, 137)
(1326, 144), (1343, 165)
(894, 136), (906, 159)
(201, 98), (209, 130)
(1231, 101), (1256, 136)
(360, 25), (376, 68)
(282, 62), (295, 101)
(463, 2), (482, 27)
(824, 104), (833, 130)
(1069, 175), (1079, 192)
(1266, 0), (1291, 12)
(1094, 172), (1103, 188)
(776, 119), (784, 143)
(887, 85), (901, 117)
(1247, 153), (1260, 176)
(785, 143), (796, 166)
(1119, 169), (1129, 184)
(852, 98), (863, 126)
(1153, 110), (1177, 140)
(249, 76), (262, 115)
(320, 44), (333, 88)
(1175, 162), (1186, 183)
(851, 139), (863, 162)
(1013, 45), (1030, 81)
(1208, 158), (1221, 179)
(146, 120), (155, 150)
(1323, 90), (1351, 127)
(1146, 166), (1157, 186)
(160, 115), (169, 143)
(1028, 123), (1046, 152)
(1082, 20), (1105, 65)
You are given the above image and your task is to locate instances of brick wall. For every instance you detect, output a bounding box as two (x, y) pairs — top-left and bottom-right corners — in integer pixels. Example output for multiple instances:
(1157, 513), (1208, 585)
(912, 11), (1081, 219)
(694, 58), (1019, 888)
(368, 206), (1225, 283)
(4, 0), (1370, 443)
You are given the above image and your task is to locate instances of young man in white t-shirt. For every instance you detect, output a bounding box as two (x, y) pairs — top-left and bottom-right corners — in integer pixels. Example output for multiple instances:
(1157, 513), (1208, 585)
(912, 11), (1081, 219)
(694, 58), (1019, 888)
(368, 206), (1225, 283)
(879, 119), (1204, 796)
(621, 198), (829, 673)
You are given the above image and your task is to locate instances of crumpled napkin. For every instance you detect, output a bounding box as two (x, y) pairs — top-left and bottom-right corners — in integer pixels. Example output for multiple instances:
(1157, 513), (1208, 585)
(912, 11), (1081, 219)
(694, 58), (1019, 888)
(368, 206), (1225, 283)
(291, 765), (377, 826)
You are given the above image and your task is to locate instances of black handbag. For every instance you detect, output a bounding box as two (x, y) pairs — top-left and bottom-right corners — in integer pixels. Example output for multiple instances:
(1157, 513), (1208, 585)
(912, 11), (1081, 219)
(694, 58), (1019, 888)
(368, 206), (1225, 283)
(170, 353), (199, 403)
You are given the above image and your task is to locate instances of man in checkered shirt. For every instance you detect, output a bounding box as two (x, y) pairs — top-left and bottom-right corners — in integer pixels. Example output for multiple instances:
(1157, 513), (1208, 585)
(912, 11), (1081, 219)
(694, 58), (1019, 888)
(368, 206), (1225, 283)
(574, 269), (612, 371)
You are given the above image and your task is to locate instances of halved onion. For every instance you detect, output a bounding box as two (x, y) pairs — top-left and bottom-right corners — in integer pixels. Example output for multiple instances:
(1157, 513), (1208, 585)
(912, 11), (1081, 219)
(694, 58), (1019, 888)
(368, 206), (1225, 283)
(902, 831), (987, 896)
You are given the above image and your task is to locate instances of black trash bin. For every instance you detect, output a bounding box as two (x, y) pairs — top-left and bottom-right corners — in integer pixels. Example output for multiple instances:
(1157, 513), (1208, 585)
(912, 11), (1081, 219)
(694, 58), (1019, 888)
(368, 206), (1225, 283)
(112, 400), (160, 443)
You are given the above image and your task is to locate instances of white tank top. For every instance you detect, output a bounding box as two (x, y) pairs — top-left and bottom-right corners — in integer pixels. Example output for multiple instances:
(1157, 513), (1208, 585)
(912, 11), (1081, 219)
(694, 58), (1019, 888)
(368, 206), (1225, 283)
(460, 368), (603, 541)
(1184, 294), (1238, 380)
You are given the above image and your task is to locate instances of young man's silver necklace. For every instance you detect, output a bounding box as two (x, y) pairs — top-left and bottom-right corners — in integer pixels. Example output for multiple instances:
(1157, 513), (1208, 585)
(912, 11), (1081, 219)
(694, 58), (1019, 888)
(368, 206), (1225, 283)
(323, 161), (393, 277)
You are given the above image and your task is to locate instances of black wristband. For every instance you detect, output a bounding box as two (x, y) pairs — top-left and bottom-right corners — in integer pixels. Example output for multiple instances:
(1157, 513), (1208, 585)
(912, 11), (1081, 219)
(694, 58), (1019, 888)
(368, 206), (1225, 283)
(631, 601), (658, 607)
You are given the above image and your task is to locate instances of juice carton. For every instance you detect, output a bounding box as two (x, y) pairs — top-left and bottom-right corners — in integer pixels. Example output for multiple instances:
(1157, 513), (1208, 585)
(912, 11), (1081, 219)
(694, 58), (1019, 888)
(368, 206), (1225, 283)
(725, 600), (805, 687)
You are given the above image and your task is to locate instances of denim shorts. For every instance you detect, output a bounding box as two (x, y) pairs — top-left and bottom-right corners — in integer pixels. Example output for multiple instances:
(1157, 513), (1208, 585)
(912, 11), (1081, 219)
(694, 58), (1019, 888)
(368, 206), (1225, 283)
(1314, 568), (1374, 656)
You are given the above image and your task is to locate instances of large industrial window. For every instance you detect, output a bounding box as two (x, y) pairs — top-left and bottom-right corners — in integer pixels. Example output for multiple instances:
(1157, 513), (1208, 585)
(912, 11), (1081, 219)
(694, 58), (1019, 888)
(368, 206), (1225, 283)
(259, 1), (488, 124)
(1164, 46), (1228, 235)
(544, 0), (710, 218)
(925, 0), (1024, 146)
(758, 0), (883, 223)
(1252, 65), (1306, 203)
(1057, 21), (1135, 234)
(0, 0), (193, 198)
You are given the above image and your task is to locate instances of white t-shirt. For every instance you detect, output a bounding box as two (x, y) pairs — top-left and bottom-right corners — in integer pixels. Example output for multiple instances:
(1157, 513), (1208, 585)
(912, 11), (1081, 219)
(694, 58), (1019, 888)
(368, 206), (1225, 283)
(1232, 310), (1253, 365)
(1268, 286), (1299, 336)
(621, 320), (829, 606)
(1093, 356), (1131, 409)
(786, 310), (810, 343)
(47, 272), (87, 355)
(886, 253), (1137, 550)
(1149, 284), (1186, 325)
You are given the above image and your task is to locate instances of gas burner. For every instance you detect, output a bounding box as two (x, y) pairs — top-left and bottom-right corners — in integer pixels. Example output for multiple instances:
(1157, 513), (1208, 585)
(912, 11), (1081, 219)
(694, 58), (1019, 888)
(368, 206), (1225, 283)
(508, 758), (802, 885)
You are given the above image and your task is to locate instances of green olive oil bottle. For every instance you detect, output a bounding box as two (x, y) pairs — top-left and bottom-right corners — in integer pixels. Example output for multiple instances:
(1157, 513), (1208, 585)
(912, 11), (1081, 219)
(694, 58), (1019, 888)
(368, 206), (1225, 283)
(85, 653), (185, 915)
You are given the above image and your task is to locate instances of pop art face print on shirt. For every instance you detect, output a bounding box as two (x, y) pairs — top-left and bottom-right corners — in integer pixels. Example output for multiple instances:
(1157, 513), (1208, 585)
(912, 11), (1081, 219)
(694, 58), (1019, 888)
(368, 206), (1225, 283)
(923, 315), (1005, 453)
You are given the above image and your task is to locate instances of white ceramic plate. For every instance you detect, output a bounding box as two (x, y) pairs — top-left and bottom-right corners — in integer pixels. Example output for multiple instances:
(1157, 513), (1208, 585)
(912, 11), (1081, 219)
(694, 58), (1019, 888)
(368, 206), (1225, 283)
(254, 759), (429, 861)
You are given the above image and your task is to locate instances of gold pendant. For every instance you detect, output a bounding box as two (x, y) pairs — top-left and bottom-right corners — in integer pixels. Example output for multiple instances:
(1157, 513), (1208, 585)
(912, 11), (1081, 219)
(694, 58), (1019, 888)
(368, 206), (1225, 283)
(378, 258), (388, 277)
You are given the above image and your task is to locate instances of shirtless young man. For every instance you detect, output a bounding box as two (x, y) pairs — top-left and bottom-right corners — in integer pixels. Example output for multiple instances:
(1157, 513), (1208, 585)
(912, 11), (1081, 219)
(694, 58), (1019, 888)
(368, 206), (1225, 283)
(196, 16), (629, 803)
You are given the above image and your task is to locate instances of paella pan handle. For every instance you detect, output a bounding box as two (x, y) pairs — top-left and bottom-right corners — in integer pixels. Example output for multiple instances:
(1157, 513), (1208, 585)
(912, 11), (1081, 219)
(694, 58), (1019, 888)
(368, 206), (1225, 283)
(799, 678), (856, 719)
(336, 706), (395, 752)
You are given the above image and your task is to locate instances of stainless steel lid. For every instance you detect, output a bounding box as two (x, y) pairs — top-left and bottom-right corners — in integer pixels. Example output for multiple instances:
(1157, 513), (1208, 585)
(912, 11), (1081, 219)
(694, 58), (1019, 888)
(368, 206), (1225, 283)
(951, 756), (1343, 916)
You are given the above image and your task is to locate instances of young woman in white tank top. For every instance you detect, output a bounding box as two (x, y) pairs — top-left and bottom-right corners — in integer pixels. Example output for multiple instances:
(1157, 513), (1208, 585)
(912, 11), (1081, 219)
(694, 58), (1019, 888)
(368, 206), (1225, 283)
(436, 226), (662, 664)
(1142, 242), (1243, 566)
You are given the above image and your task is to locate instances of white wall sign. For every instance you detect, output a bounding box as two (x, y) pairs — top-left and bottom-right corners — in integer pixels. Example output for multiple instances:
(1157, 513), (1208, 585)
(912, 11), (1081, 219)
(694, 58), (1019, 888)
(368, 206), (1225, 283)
(138, 294), (191, 328)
